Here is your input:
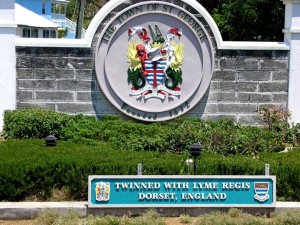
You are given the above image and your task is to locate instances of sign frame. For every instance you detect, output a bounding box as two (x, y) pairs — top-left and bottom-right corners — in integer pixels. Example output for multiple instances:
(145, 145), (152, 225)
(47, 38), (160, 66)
(88, 175), (276, 208)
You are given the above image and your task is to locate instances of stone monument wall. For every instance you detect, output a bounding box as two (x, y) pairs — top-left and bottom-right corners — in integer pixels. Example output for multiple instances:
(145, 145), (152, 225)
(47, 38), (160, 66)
(16, 46), (288, 125)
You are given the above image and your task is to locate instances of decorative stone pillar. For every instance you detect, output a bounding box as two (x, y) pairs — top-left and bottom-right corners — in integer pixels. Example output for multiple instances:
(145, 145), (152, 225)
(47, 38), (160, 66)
(282, 0), (300, 124)
(0, 0), (16, 131)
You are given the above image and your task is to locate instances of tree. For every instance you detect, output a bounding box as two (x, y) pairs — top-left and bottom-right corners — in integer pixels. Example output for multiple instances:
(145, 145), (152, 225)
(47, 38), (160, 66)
(67, 0), (105, 30)
(76, 0), (86, 39)
(198, 0), (284, 41)
(67, 0), (285, 41)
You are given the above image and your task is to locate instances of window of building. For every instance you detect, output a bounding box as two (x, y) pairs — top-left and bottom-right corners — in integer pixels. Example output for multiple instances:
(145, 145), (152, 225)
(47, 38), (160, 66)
(23, 28), (38, 38)
(43, 30), (56, 38)
(31, 29), (38, 38)
(50, 30), (56, 38)
(23, 28), (30, 38)
(43, 30), (50, 38)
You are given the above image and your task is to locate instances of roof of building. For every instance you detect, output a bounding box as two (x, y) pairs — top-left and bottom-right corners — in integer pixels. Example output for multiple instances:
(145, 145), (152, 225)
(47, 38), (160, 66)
(15, 3), (59, 28)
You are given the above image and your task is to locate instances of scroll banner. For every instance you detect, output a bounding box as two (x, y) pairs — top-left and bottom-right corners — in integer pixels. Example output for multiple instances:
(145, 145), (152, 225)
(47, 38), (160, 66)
(88, 175), (276, 208)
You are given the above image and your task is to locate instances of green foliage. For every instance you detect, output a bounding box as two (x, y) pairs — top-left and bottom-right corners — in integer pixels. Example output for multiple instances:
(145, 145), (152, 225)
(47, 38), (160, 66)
(66, 0), (284, 41)
(3, 109), (71, 139)
(259, 150), (300, 201)
(58, 27), (68, 39)
(199, 0), (284, 41)
(2, 109), (300, 201)
(258, 106), (300, 147)
(47, 114), (285, 155)
(0, 139), (182, 201)
(0, 140), (299, 201)
(3, 109), (286, 156)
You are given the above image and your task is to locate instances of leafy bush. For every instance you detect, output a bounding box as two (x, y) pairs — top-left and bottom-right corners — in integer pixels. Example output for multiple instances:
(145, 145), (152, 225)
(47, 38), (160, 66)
(66, 116), (285, 155)
(3, 109), (287, 156)
(3, 109), (71, 139)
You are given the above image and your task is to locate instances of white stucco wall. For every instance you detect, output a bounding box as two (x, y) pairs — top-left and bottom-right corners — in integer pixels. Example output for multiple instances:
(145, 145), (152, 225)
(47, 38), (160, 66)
(0, 0), (16, 131)
(282, 0), (300, 124)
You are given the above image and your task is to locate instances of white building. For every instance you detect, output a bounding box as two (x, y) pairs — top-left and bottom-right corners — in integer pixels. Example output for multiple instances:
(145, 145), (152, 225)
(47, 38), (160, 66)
(15, 3), (59, 38)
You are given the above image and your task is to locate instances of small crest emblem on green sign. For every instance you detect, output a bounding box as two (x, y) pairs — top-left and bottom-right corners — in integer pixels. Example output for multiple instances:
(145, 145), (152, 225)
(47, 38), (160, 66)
(95, 182), (110, 202)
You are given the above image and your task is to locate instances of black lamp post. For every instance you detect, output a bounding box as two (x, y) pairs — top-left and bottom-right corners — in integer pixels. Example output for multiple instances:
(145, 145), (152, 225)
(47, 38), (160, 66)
(45, 135), (57, 147)
(189, 143), (202, 174)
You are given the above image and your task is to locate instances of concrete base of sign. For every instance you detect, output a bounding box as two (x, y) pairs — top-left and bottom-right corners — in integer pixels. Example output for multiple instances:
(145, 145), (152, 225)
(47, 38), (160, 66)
(0, 202), (299, 220)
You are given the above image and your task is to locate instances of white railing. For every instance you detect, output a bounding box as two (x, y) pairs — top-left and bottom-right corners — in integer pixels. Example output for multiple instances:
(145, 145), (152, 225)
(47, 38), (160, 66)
(51, 13), (66, 22)
(66, 18), (86, 38)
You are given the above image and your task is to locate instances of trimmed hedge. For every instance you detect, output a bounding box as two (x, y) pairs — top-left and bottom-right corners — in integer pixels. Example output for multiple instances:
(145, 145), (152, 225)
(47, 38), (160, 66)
(0, 139), (299, 201)
(0, 140), (183, 201)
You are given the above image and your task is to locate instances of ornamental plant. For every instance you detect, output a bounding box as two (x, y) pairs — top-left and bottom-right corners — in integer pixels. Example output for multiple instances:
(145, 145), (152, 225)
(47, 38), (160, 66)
(258, 105), (291, 131)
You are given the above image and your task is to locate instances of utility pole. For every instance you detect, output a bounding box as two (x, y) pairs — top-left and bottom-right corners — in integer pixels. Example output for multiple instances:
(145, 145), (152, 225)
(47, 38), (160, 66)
(76, 0), (86, 39)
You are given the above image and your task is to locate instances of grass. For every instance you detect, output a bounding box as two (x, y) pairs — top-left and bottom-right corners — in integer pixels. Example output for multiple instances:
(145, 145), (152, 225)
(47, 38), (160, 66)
(33, 208), (300, 225)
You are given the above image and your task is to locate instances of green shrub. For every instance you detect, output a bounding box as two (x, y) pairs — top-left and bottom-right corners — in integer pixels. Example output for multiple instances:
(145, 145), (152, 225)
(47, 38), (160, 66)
(0, 139), (183, 201)
(0, 140), (299, 201)
(259, 150), (300, 201)
(3, 109), (288, 156)
(3, 109), (71, 139)
(60, 116), (284, 155)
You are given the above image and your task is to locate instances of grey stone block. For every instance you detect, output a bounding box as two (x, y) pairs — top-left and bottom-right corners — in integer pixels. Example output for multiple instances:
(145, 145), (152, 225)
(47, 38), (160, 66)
(219, 82), (258, 92)
(18, 80), (56, 90)
(31, 57), (56, 68)
(208, 81), (218, 91)
(16, 57), (32, 68)
(56, 103), (96, 114)
(238, 71), (271, 81)
(220, 58), (259, 70)
(57, 80), (97, 91)
(218, 103), (257, 113)
(75, 69), (94, 80)
(259, 82), (287, 92)
(272, 93), (287, 103)
(237, 93), (272, 103)
(56, 58), (94, 69)
(56, 80), (77, 90)
(16, 68), (33, 79)
(189, 103), (218, 114)
(17, 90), (33, 101)
(272, 70), (288, 81)
(77, 92), (92, 102)
(35, 91), (74, 101)
(212, 70), (236, 81)
(94, 101), (121, 114)
(200, 114), (237, 122)
(238, 114), (264, 125)
(203, 92), (236, 102)
(34, 69), (75, 79)
(17, 102), (55, 110)
(258, 103), (287, 110)
(77, 91), (106, 102)
(260, 60), (288, 70)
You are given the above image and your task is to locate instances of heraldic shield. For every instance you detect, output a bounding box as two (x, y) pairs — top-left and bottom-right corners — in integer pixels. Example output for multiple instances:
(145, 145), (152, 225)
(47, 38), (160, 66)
(95, 182), (110, 202)
(254, 182), (269, 202)
(127, 25), (183, 100)
(145, 60), (167, 88)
